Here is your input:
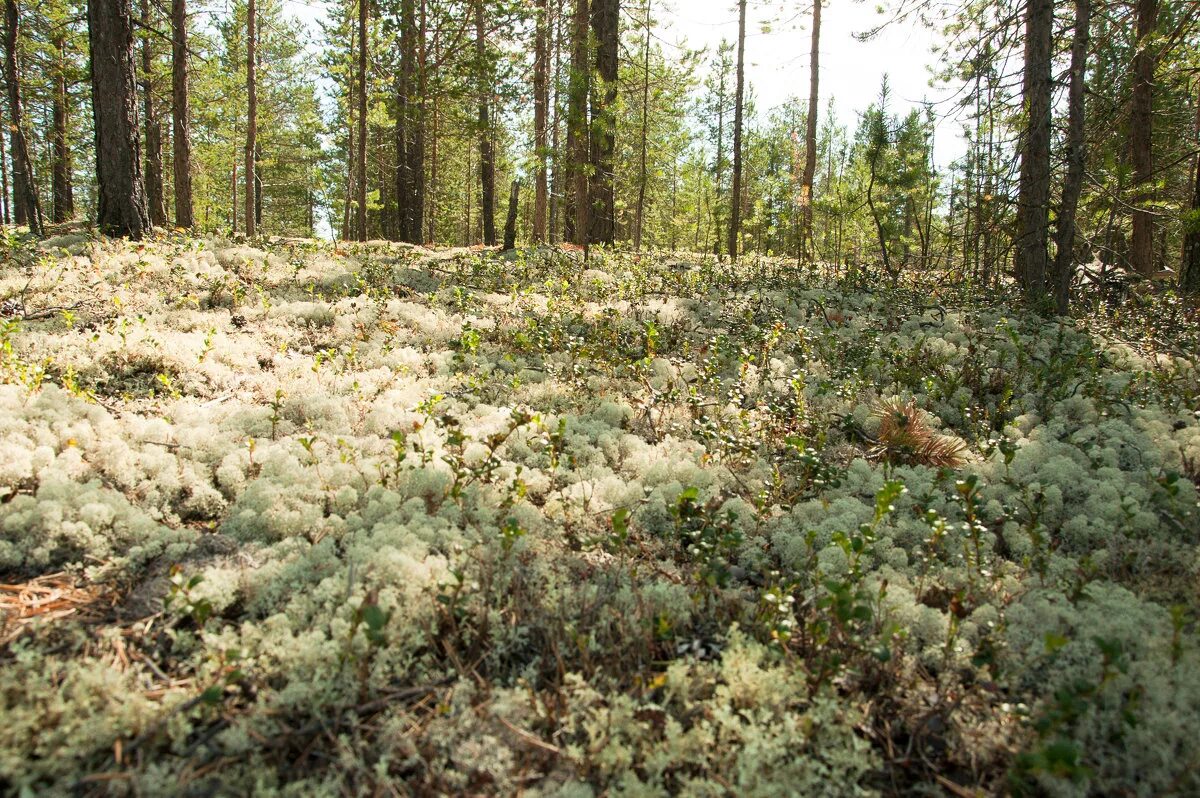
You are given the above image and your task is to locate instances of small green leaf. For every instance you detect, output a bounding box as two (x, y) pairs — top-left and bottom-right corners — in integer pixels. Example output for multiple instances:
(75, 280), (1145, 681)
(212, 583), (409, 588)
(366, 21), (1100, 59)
(1044, 632), (1070, 654)
(361, 604), (388, 632)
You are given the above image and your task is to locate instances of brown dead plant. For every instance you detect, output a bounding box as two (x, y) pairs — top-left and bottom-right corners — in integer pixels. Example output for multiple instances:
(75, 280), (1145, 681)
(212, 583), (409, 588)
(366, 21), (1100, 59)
(869, 397), (969, 468)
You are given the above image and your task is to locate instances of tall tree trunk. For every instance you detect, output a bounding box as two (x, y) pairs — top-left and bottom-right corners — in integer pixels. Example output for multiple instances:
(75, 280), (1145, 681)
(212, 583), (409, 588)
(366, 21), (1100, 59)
(727, 0), (746, 261)
(801, 0), (820, 261)
(587, 0), (617, 246)
(565, 0), (588, 244)
(171, 0), (193, 229)
(549, 1), (562, 243)
(89, 0), (148, 239)
(0, 101), (8, 224)
(4, 0), (42, 235)
(244, 0), (256, 237)
(464, 140), (472, 244)
(532, 0), (549, 243)
(1181, 78), (1200, 293)
(51, 32), (74, 223)
(232, 163), (238, 232)
(254, 11), (262, 229)
(1052, 0), (1090, 314)
(427, 76), (438, 243)
(1013, 0), (1053, 303)
(254, 141), (263, 227)
(474, 0), (495, 245)
(394, 0), (412, 241)
(1129, 0), (1158, 275)
(503, 179), (519, 250)
(411, 0), (426, 241)
(713, 73), (725, 258)
(141, 0), (166, 228)
(354, 0), (367, 240)
(633, 0), (650, 250)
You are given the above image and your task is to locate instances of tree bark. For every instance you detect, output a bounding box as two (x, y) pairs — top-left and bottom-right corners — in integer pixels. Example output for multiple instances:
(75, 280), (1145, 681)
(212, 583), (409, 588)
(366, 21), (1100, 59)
(411, 0), (426, 241)
(712, 64), (726, 258)
(394, 0), (412, 241)
(727, 0), (746, 261)
(89, 0), (148, 239)
(254, 11), (262, 229)
(141, 0), (166, 228)
(548, 1), (562, 243)
(1181, 78), (1200, 293)
(355, 0), (367, 240)
(1129, 0), (1158, 275)
(801, 0), (820, 261)
(633, 0), (650, 250)
(1052, 0), (1090, 314)
(0, 100), (8, 224)
(171, 0), (193, 229)
(4, 0), (42, 235)
(587, 0), (617, 246)
(52, 31), (74, 223)
(1013, 0), (1053, 303)
(503, 179), (519, 250)
(244, 0), (257, 237)
(474, 0), (496, 245)
(532, 0), (549, 243)
(565, 0), (589, 244)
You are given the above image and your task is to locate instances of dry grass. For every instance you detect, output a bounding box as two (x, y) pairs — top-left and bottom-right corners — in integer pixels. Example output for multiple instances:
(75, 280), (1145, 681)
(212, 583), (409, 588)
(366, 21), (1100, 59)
(869, 398), (970, 468)
(0, 572), (110, 645)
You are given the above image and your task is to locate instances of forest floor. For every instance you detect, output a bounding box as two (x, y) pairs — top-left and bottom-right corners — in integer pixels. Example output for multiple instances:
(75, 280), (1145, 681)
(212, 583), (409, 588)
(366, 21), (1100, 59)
(1, 231), (1198, 796)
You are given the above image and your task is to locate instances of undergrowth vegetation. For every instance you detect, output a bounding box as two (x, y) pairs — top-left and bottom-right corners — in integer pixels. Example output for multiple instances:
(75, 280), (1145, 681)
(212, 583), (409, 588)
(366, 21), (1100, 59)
(1, 231), (1198, 796)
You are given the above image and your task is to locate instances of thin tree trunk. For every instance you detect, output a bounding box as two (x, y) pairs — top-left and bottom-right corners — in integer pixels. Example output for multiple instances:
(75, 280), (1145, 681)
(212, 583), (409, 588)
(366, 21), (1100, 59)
(89, 0), (148, 239)
(254, 10), (262, 229)
(141, 0), (166, 228)
(587, 0), (617, 245)
(428, 87), (438, 243)
(412, 0), (426, 241)
(1013, 0), (1053, 302)
(244, 0), (256, 237)
(549, 0), (562, 243)
(1181, 77), (1200, 293)
(633, 0), (650, 250)
(727, 0), (746, 261)
(713, 75), (725, 258)
(171, 0), (193, 228)
(4, 0), (42, 234)
(1052, 0), (1090, 313)
(232, 163), (238, 232)
(474, 0), (495, 245)
(394, 0), (412, 240)
(355, 0), (367, 240)
(255, 141), (263, 227)
(503, 179), (519, 250)
(51, 31), (74, 223)
(801, 0), (820, 261)
(464, 140), (472, 245)
(533, 0), (549, 243)
(1129, 0), (1158, 275)
(0, 100), (8, 224)
(565, 0), (589, 244)
(866, 148), (891, 275)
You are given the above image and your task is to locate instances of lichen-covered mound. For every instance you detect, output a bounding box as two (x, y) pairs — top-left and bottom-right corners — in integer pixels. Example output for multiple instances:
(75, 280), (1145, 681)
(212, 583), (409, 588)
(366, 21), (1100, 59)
(1, 233), (1197, 796)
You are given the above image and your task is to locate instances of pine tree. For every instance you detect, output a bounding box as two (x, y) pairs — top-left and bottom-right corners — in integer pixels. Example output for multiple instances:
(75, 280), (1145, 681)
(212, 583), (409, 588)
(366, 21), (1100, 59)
(89, 0), (149, 239)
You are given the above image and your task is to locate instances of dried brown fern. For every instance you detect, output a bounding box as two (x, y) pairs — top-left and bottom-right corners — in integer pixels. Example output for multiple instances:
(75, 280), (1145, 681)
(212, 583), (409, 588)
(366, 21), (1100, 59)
(869, 398), (969, 468)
